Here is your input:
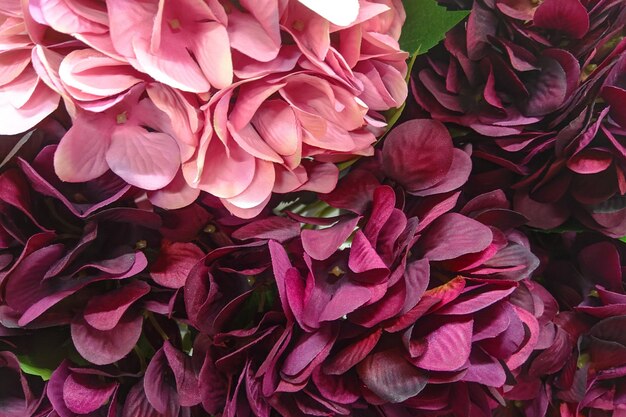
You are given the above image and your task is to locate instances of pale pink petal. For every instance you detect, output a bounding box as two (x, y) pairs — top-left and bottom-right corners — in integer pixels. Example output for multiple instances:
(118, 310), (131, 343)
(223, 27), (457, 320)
(190, 22), (233, 89)
(107, 0), (155, 58)
(227, 9), (280, 62)
(273, 165), (308, 193)
(31, 46), (67, 96)
(59, 49), (143, 98)
(252, 100), (301, 156)
(106, 125), (180, 190)
(240, 0), (280, 45)
(229, 81), (285, 130)
(29, 0), (107, 34)
(132, 37), (210, 93)
(0, 49), (31, 85)
(0, 80), (59, 135)
(146, 83), (199, 161)
(54, 113), (112, 181)
(148, 170), (200, 209)
(224, 159), (275, 209)
(0, 66), (39, 108)
(227, 121), (283, 163)
(196, 138), (256, 199)
(221, 194), (271, 219)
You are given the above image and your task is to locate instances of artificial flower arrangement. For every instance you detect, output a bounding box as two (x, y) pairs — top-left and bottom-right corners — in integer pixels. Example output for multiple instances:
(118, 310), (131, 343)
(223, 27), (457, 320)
(0, 0), (625, 416)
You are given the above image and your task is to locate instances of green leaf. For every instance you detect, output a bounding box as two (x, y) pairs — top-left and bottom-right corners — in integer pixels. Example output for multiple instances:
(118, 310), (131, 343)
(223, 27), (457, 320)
(400, 0), (469, 55)
(18, 355), (54, 381)
(619, 236), (626, 243)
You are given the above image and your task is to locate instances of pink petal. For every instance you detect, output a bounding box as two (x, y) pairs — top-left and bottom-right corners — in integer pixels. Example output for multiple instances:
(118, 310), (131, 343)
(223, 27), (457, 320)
(252, 100), (301, 156)
(302, 216), (361, 261)
(59, 48), (143, 99)
(53, 113), (111, 181)
(227, 122), (283, 163)
(190, 22), (233, 89)
(193, 138), (255, 199)
(223, 158), (275, 209)
(227, 9), (280, 62)
(0, 49), (31, 85)
(132, 36), (210, 93)
(220, 194), (271, 219)
(0, 80), (59, 135)
(106, 125), (180, 190)
(147, 169), (200, 209)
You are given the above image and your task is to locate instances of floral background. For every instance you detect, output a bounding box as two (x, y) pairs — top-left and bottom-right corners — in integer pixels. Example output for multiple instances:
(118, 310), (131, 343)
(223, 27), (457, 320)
(0, 0), (625, 416)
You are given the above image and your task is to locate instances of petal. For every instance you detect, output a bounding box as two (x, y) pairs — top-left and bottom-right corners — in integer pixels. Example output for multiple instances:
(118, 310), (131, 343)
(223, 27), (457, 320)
(252, 100), (300, 156)
(356, 349), (427, 403)
(190, 22), (233, 89)
(54, 113), (112, 182)
(0, 80), (59, 135)
(71, 313), (143, 365)
(223, 158), (275, 209)
(106, 125), (180, 190)
(411, 318), (473, 372)
(418, 213), (493, 261)
(227, 9), (279, 62)
(301, 217), (361, 261)
(63, 373), (118, 414)
(195, 138), (255, 199)
(83, 281), (150, 331)
(133, 37), (210, 93)
(382, 119), (454, 192)
(150, 241), (204, 289)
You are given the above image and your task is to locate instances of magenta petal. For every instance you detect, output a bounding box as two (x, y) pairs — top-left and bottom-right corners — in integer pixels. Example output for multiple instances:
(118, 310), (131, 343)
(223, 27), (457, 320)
(324, 328), (382, 375)
(106, 125), (180, 190)
(122, 381), (175, 417)
(464, 348), (506, 387)
(63, 373), (117, 414)
(418, 213), (493, 261)
(150, 242), (204, 289)
(83, 281), (150, 331)
(356, 349), (427, 403)
(348, 230), (389, 283)
(533, 0), (589, 39)
(162, 342), (201, 407)
(382, 119), (454, 192)
(301, 217), (361, 261)
(232, 217), (300, 242)
(412, 318), (473, 372)
(71, 312), (143, 365)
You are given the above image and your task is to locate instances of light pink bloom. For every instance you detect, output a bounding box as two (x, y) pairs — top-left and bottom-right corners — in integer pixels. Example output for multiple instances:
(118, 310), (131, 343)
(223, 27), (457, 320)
(58, 48), (145, 111)
(106, 0), (232, 93)
(0, 2), (60, 135)
(54, 83), (201, 208)
(182, 72), (375, 217)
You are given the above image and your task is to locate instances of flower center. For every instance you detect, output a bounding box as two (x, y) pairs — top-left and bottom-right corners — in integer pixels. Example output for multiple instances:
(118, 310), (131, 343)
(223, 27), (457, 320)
(116, 111), (128, 124)
(292, 20), (305, 31)
(168, 18), (181, 31)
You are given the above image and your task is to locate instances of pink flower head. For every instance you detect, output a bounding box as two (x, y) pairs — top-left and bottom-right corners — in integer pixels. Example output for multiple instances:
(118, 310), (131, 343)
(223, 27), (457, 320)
(0, 2), (60, 135)
(182, 72), (379, 217)
(106, 0), (232, 93)
(54, 83), (202, 209)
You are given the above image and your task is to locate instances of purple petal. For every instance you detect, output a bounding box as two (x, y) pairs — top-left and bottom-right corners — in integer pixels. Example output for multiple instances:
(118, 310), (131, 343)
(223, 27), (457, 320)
(356, 349), (427, 403)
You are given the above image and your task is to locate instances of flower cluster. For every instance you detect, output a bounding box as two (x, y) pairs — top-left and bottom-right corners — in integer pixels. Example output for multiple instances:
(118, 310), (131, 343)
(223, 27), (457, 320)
(1, 0), (407, 217)
(411, 0), (626, 237)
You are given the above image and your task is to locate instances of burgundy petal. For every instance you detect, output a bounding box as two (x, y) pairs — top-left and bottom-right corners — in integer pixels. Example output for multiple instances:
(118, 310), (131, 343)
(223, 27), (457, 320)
(356, 349), (427, 403)
(71, 312), (143, 365)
